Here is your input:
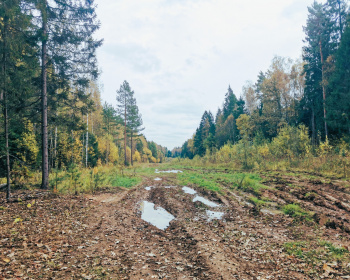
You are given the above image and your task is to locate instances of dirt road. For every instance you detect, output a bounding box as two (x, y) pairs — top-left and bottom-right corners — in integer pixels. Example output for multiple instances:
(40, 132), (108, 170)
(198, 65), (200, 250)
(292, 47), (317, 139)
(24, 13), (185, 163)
(1, 170), (350, 279)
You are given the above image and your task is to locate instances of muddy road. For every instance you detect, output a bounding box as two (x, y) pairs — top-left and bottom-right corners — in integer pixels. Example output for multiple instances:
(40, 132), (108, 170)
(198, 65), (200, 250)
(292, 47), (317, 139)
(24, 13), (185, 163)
(1, 169), (350, 279)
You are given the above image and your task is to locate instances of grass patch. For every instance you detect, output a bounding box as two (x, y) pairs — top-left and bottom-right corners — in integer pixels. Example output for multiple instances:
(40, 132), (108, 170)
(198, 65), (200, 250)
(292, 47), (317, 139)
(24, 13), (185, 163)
(282, 204), (313, 222)
(284, 240), (350, 272)
(248, 196), (266, 208)
(112, 176), (141, 188)
(178, 171), (221, 193)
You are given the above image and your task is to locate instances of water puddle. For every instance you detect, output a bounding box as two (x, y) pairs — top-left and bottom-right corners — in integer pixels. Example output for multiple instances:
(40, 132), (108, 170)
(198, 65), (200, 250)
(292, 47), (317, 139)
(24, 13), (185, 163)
(260, 208), (279, 215)
(155, 169), (183, 174)
(145, 186), (153, 191)
(193, 196), (219, 207)
(165, 186), (177, 189)
(206, 210), (225, 221)
(139, 201), (175, 230)
(182, 186), (197, 195)
(154, 177), (162, 181)
(182, 186), (220, 207)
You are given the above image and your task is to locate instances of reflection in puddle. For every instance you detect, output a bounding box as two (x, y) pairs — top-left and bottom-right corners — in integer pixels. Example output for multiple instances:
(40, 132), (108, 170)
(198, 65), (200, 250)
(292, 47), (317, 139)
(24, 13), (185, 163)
(206, 210), (224, 221)
(145, 186), (153, 191)
(140, 201), (175, 230)
(182, 187), (220, 207)
(155, 169), (183, 174)
(154, 177), (162, 181)
(182, 186), (197, 195)
(193, 196), (219, 207)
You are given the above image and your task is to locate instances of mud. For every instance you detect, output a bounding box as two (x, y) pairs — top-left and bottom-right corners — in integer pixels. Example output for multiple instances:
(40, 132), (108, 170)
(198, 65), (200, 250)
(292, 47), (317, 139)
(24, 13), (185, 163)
(2, 170), (350, 279)
(81, 171), (350, 279)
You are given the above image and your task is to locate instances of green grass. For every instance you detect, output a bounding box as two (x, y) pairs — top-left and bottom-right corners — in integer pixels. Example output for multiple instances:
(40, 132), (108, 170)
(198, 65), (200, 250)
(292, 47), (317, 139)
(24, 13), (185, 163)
(284, 240), (349, 266)
(112, 176), (141, 188)
(282, 204), (313, 221)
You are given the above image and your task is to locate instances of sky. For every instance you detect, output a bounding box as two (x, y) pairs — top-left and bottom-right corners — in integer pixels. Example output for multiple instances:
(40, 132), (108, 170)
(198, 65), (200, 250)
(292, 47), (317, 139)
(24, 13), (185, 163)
(94, 0), (323, 150)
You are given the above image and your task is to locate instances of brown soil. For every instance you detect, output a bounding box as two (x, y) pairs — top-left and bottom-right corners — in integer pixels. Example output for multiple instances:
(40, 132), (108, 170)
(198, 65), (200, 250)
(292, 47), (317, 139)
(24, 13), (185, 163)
(1, 171), (350, 279)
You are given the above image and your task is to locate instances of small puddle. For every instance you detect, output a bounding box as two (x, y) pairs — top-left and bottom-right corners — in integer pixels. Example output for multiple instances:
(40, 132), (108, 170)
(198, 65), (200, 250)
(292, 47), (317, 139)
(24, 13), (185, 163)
(155, 169), (183, 174)
(206, 210), (225, 221)
(154, 177), (162, 181)
(145, 186), (153, 191)
(193, 196), (219, 207)
(182, 187), (220, 207)
(165, 186), (177, 189)
(139, 201), (175, 230)
(182, 186), (197, 195)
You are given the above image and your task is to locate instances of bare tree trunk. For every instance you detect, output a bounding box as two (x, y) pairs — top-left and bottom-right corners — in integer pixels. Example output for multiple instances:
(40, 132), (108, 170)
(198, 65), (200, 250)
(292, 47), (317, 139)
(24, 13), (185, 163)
(54, 126), (57, 167)
(2, 17), (11, 200)
(41, 4), (49, 189)
(319, 40), (328, 139)
(311, 106), (316, 147)
(124, 95), (127, 166)
(86, 113), (88, 167)
(131, 132), (133, 166)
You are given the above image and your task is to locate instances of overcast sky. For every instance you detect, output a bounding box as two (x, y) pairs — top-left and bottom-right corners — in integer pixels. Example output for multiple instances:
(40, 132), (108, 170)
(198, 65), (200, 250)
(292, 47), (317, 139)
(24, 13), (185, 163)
(94, 0), (323, 150)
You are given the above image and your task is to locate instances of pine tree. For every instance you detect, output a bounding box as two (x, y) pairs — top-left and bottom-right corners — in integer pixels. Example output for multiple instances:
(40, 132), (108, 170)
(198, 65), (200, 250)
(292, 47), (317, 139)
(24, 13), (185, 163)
(127, 97), (144, 166)
(116, 80), (134, 165)
(28, 0), (102, 188)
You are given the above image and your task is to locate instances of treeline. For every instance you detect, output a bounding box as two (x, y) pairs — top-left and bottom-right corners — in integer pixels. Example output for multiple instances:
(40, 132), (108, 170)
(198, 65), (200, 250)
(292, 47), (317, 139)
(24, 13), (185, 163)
(0, 1), (166, 198)
(174, 0), (350, 163)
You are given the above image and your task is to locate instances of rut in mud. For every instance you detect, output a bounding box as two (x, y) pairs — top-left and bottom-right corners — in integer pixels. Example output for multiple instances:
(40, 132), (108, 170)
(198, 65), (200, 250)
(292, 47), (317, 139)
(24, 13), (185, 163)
(1, 169), (350, 279)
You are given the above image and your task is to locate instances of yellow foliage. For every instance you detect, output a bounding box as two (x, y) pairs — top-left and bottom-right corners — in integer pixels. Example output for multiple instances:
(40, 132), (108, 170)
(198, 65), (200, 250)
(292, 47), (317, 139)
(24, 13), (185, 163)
(134, 150), (141, 162)
(97, 135), (119, 164)
(318, 138), (332, 157)
(15, 119), (39, 165)
(258, 145), (270, 158)
(150, 156), (157, 163)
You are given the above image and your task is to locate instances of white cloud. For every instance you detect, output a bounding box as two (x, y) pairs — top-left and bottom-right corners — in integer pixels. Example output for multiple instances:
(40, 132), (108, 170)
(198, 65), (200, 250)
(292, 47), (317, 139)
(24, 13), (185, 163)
(94, 0), (323, 149)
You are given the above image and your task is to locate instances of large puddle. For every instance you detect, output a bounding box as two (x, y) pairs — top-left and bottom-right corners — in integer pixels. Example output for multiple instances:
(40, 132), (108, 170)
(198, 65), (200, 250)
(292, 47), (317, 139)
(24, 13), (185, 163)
(139, 201), (175, 230)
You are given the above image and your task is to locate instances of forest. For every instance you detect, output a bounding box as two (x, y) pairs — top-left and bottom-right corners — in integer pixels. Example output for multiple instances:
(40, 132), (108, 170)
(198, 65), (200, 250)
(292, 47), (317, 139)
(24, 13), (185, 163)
(2, 1), (350, 279)
(174, 0), (350, 176)
(0, 0), (168, 200)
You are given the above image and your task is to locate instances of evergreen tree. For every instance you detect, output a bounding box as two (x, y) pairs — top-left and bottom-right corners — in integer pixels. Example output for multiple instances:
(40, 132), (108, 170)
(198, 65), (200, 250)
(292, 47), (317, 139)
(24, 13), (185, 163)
(116, 80), (134, 165)
(328, 16), (350, 135)
(302, 1), (334, 142)
(127, 97), (144, 166)
(28, 0), (102, 188)
(223, 85), (238, 120)
(0, 0), (38, 199)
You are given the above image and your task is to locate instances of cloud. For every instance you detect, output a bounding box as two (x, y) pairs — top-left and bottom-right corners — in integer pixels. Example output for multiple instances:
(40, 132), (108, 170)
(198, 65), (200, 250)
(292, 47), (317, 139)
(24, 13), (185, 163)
(95, 0), (320, 149)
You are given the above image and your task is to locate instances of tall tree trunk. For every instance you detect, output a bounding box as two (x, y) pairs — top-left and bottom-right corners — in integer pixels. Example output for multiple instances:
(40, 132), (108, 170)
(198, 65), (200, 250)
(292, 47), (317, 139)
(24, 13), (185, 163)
(311, 106), (316, 147)
(54, 126), (57, 168)
(130, 133), (133, 166)
(338, 0), (343, 40)
(41, 11), (49, 189)
(2, 17), (11, 200)
(86, 113), (88, 167)
(124, 96), (127, 166)
(319, 40), (328, 139)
